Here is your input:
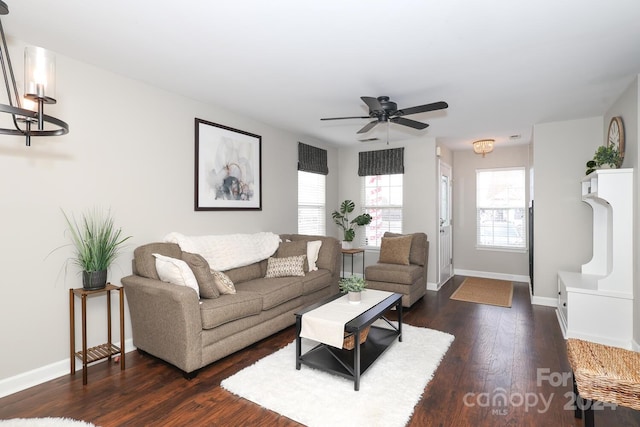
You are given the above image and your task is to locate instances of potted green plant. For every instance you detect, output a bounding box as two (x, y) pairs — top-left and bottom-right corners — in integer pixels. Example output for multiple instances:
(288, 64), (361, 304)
(586, 145), (622, 175)
(332, 200), (372, 249)
(62, 208), (132, 290)
(339, 276), (366, 304)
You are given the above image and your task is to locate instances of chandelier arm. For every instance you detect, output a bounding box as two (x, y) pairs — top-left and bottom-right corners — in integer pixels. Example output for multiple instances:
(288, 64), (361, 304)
(0, 103), (69, 136)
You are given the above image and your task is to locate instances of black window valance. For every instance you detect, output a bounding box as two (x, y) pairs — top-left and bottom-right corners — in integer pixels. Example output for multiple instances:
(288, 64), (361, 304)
(298, 142), (328, 175)
(358, 147), (404, 176)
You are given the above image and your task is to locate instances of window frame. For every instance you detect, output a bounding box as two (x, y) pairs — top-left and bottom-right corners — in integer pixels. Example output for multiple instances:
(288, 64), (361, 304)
(361, 174), (403, 248)
(475, 167), (527, 252)
(297, 170), (326, 236)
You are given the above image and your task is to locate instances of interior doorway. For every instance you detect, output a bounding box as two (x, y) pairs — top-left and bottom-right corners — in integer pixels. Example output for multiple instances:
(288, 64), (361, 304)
(438, 160), (453, 286)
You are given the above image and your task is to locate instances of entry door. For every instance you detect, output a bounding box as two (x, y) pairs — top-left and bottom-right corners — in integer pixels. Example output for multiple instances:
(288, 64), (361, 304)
(438, 160), (453, 285)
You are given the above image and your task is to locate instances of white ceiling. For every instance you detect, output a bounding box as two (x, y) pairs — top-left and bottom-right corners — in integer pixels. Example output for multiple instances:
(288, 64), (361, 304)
(4, 0), (640, 150)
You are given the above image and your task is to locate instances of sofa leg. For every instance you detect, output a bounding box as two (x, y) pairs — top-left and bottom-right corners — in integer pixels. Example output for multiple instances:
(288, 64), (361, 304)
(183, 370), (198, 380)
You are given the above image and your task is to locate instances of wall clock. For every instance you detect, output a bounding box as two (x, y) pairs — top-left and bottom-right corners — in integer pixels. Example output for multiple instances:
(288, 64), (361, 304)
(607, 116), (625, 165)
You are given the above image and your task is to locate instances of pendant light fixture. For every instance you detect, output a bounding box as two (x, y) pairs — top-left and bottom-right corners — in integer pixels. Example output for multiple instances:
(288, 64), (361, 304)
(0, 1), (69, 146)
(472, 139), (494, 157)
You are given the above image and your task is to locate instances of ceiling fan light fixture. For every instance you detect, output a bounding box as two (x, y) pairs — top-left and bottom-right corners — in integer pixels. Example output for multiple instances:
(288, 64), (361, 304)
(473, 139), (494, 157)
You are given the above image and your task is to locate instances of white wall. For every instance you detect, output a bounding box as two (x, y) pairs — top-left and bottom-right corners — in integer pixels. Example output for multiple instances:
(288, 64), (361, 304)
(336, 138), (439, 287)
(0, 39), (338, 390)
(532, 117), (603, 301)
(451, 145), (531, 280)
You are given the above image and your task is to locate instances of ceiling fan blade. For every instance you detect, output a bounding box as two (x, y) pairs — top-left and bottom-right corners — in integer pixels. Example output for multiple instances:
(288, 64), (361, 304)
(397, 101), (448, 116)
(361, 96), (383, 112)
(390, 116), (429, 130)
(357, 120), (379, 134)
(321, 116), (370, 121)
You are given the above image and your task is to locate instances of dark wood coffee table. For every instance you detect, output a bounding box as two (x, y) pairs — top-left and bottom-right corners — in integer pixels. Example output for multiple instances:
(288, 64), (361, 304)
(295, 291), (402, 391)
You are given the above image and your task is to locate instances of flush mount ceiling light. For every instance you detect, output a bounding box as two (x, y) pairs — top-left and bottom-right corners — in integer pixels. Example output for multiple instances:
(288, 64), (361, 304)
(472, 139), (494, 157)
(0, 1), (69, 146)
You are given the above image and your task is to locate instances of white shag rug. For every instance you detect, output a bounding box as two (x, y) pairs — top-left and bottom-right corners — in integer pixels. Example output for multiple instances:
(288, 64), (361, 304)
(0, 418), (95, 427)
(221, 323), (454, 427)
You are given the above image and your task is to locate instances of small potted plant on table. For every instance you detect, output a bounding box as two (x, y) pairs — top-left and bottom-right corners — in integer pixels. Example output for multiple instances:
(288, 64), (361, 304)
(339, 276), (367, 304)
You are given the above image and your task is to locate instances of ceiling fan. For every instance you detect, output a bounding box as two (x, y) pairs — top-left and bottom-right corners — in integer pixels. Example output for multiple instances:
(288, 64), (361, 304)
(321, 96), (448, 134)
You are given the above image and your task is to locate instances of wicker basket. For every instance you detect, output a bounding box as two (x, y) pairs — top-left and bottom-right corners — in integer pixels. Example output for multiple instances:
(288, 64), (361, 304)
(566, 338), (640, 411)
(343, 326), (370, 350)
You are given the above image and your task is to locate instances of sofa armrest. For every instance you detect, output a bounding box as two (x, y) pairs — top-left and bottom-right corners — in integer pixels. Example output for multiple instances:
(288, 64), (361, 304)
(121, 274), (203, 373)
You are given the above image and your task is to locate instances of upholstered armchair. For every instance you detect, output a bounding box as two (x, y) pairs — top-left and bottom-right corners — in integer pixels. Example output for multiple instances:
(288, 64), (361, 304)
(364, 232), (429, 308)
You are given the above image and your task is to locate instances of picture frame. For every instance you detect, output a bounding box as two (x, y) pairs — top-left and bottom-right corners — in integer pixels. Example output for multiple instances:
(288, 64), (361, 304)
(194, 118), (262, 210)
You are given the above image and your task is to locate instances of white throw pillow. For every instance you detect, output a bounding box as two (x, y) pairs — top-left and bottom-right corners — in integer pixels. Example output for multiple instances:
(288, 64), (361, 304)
(153, 253), (200, 298)
(306, 240), (322, 271)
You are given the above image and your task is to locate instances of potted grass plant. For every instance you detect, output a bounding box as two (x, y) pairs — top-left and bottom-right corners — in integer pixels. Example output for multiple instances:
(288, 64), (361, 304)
(332, 200), (372, 249)
(339, 276), (366, 304)
(62, 208), (132, 290)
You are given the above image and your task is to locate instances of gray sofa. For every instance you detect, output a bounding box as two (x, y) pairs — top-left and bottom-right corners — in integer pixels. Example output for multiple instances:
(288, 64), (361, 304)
(121, 234), (340, 376)
(364, 232), (429, 308)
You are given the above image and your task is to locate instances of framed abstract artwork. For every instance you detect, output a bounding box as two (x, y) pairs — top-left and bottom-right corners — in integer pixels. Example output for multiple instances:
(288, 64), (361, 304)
(194, 118), (262, 210)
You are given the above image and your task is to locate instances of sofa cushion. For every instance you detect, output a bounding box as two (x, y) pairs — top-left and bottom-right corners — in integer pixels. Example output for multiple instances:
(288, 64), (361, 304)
(276, 240), (309, 272)
(199, 292), (263, 329)
(152, 253), (200, 297)
(225, 262), (264, 285)
(181, 252), (220, 298)
(134, 242), (182, 280)
(378, 235), (412, 265)
(300, 269), (331, 295)
(235, 276), (303, 310)
(365, 263), (423, 285)
(384, 232), (428, 266)
(212, 270), (236, 295)
(265, 255), (306, 278)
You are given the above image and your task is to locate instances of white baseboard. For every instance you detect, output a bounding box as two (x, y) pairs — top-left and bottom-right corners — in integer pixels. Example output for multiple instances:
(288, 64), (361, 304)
(0, 338), (134, 399)
(453, 268), (530, 284)
(427, 281), (442, 291)
(531, 295), (557, 307)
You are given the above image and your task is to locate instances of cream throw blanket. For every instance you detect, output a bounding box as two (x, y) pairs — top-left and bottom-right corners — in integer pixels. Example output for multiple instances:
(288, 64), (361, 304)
(164, 231), (280, 271)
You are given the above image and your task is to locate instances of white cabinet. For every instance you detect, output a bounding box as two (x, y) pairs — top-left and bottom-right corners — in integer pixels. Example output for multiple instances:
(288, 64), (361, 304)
(557, 169), (633, 349)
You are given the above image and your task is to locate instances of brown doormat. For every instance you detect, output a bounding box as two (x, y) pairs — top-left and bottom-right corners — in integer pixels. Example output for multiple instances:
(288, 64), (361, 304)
(450, 277), (513, 307)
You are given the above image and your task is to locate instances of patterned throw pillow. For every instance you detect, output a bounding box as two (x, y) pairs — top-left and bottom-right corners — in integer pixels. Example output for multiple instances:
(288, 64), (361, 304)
(212, 270), (236, 295)
(265, 255), (306, 278)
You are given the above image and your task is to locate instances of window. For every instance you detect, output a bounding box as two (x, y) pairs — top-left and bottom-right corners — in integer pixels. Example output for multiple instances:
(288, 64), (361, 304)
(298, 171), (325, 235)
(362, 174), (403, 247)
(476, 167), (526, 250)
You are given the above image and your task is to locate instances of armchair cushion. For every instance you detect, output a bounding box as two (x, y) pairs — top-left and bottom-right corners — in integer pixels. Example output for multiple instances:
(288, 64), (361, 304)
(384, 232), (428, 266)
(365, 263), (423, 285)
(378, 235), (413, 265)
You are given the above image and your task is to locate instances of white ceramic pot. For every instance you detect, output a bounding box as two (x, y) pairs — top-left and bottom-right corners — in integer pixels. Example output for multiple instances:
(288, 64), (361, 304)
(348, 291), (361, 304)
(342, 241), (352, 250)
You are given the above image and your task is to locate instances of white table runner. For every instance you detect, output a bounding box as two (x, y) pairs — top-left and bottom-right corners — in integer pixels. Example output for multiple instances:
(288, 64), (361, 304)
(300, 289), (392, 348)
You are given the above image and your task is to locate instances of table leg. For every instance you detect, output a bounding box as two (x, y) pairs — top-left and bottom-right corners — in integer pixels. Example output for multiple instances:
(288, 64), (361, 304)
(119, 288), (125, 370)
(81, 294), (88, 385)
(354, 329), (361, 391)
(295, 316), (302, 370)
(107, 289), (112, 361)
(351, 254), (354, 277)
(398, 300), (403, 342)
(69, 289), (75, 375)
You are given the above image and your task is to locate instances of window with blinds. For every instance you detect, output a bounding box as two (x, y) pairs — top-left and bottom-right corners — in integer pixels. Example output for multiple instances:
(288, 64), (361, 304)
(476, 167), (526, 250)
(362, 174), (403, 247)
(297, 170), (326, 235)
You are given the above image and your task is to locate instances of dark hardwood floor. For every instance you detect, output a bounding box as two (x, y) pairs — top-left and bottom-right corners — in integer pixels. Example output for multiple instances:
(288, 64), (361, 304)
(2, 276), (639, 426)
